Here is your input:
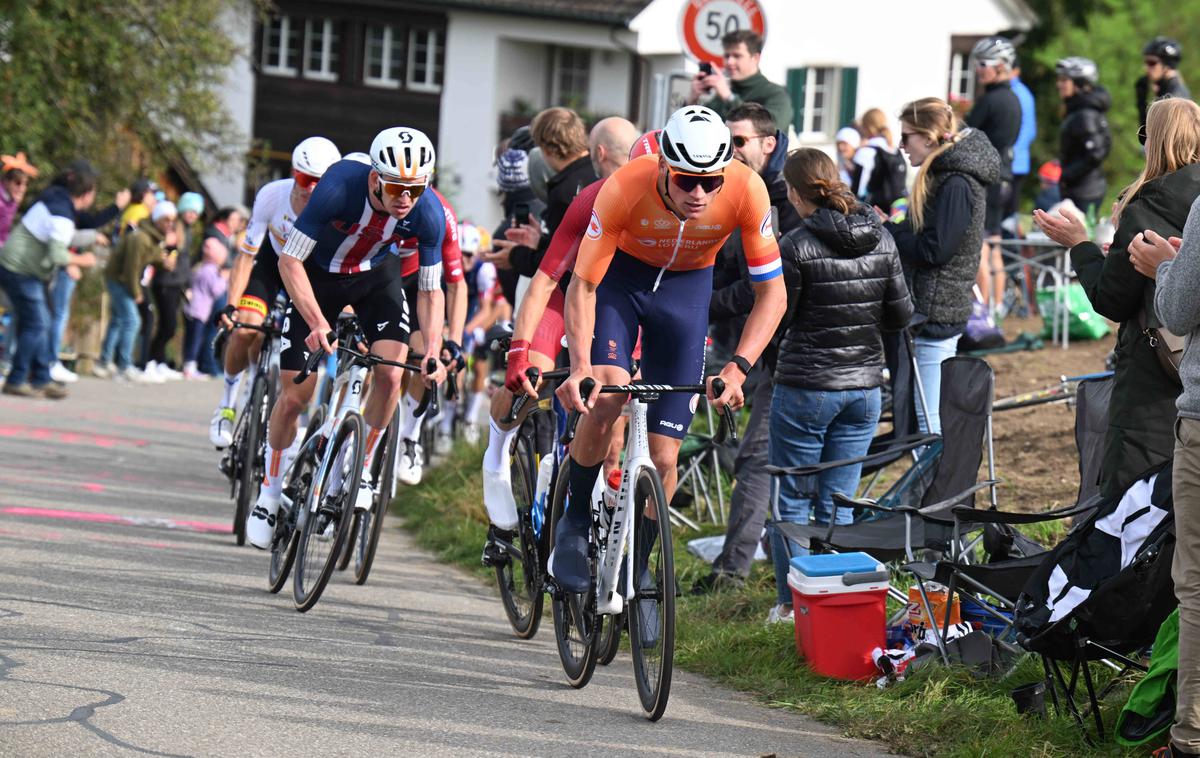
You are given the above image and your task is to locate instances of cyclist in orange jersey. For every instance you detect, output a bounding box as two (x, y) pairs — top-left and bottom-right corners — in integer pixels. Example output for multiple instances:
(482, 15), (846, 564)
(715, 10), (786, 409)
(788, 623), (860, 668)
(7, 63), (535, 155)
(551, 106), (787, 594)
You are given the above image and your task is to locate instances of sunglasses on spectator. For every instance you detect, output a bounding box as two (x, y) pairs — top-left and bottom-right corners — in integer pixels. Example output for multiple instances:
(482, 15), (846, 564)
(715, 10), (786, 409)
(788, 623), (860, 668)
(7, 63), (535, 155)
(379, 177), (428, 201)
(669, 169), (724, 194)
(5, 177), (28, 187)
(732, 135), (770, 148)
(900, 131), (920, 146)
(975, 59), (998, 69)
(292, 169), (321, 189)
(1145, 58), (1162, 68)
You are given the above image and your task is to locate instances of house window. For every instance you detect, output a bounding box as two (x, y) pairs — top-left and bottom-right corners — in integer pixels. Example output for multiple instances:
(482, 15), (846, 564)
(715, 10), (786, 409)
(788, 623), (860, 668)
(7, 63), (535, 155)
(948, 49), (976, 104)
(364, 25), (404, 88)
(553, 46), (591, 107)
(407, 28), (444, 92)
(262, 15), (300, 76)
(303, 19), (339, 82)
(802, 67), (836, 137)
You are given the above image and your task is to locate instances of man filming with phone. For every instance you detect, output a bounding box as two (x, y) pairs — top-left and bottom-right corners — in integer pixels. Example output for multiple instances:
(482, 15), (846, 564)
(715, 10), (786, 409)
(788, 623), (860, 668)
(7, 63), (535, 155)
(687, 30), (792, 133)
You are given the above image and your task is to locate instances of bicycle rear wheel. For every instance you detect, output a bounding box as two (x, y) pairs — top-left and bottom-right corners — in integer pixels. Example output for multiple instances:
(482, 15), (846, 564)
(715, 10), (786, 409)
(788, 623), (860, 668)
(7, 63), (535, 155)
(268, 408), (324, 593)
(598, 611), (624, 666)
(496, 428), (543, 638)
(549, 469), (600, 687)
(353, 407), (400, 585)
(234, 374), (269, 546)
(627, 465), (675, 721)
(293, 413), (363, 612)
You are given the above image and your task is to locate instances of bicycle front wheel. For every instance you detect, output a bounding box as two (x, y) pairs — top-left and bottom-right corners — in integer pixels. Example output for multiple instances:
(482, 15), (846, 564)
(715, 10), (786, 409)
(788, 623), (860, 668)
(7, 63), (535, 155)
(269, 408), (324, 593)
(354, 407), (399, 585)
(627, 465), (675, 721)
(496, 428), (543, 638)
(293, 413), (364, 612)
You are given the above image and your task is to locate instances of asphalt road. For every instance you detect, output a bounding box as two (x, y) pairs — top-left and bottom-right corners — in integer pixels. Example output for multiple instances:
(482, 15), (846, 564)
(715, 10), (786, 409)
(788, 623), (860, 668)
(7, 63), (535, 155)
(0, 379), (891, 757)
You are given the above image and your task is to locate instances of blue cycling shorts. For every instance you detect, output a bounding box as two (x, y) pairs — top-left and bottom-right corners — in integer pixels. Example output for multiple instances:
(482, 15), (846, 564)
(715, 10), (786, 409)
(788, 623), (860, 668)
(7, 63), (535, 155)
(591, 251), (712, 440)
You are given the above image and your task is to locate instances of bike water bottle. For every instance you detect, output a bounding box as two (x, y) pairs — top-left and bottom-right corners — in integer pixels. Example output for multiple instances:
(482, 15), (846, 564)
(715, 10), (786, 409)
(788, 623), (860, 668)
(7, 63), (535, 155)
(532, 455), (554, 535)
(600, 468), (621, 533)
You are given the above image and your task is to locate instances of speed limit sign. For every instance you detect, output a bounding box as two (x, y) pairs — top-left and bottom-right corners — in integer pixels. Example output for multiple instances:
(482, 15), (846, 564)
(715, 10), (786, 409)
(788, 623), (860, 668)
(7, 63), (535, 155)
(677, 0), (767, 68)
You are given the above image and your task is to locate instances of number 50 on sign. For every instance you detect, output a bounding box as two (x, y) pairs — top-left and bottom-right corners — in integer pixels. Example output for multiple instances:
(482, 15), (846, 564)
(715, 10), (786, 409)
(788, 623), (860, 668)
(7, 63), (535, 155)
(677, 0), (767, 68)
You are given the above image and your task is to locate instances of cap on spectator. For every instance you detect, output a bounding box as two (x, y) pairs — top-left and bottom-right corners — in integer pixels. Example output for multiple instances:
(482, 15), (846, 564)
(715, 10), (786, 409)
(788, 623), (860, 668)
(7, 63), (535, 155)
(835, 127), (862, 148)
(1, 152), (38, 178)
(1038, 160), (1062, 183)
(177, 192), (205, 215)
(131, 178), (160, 199)
(151, 201), (177, 222)
(496, 148), (530, 192)
(508, 125), (535, 154)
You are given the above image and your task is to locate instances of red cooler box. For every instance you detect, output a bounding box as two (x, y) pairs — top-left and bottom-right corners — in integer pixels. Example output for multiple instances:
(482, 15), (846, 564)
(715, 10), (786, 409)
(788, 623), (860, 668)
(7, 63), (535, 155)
(787, 552), (889, 680)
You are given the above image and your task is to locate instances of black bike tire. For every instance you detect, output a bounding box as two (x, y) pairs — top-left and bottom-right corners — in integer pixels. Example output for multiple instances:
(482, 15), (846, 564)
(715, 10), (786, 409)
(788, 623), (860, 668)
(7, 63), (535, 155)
(293, 413), (364, 612)
(354, 407), (400, 585)
(627, 464), (675, 721)
(496, 428), (543, 638)
(598, 611), (624, 666)
(268, 407), (324, 594)
(234, 374), (269, 546)
(549, 469), (601, 688)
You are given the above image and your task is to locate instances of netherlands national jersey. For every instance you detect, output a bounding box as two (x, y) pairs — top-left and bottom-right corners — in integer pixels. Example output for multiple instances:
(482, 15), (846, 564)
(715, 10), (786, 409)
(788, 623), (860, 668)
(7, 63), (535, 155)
(398, 188), (464, 284)
(282, 160), (444, 282)
(239, 178), (297, 260)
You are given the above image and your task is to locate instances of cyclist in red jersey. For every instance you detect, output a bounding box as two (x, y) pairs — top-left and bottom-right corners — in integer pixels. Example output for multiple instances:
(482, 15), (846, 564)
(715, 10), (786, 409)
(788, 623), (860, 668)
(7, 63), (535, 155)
(550, 106), (788, 593)
(477, 118), (641, 551)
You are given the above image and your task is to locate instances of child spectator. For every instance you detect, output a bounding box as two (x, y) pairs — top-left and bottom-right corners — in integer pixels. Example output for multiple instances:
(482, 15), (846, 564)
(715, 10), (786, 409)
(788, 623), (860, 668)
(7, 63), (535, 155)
(0, 153), (37, 245)
(182, 235), (228, 379)
(1034, 160), (1063, 212)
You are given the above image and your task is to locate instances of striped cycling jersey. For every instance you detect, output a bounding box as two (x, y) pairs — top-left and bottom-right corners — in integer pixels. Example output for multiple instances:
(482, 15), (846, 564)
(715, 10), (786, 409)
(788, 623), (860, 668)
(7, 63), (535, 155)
(572, 155), (781, 285)
(239, 178), (297, 260)
(282, 160), (444, 284)
(398, 188), (464, 284)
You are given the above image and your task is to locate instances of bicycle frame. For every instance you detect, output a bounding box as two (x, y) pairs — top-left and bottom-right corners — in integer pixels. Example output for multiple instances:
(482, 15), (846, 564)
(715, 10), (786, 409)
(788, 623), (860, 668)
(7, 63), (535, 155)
(593, 395), (653, 616)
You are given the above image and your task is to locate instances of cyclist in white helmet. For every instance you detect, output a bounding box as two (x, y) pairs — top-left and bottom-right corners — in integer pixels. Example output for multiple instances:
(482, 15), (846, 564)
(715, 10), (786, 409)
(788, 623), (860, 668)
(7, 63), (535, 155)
(244, 126), (448, 549)
(210, 136), (341, 448)
(550, 105), (787, 594)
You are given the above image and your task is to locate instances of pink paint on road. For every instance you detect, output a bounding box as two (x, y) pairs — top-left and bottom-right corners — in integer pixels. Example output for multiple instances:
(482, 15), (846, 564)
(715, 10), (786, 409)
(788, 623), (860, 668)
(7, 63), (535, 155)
(82, 483), (105, 493)
(0, 506), (231, 534)
(0, 425), (148, 448)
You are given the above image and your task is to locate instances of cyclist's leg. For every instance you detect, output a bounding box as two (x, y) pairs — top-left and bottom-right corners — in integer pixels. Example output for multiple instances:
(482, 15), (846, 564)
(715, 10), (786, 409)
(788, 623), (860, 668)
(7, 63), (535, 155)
(353, 262), (413, 482)
(210, 263), (275, 447)
(397, 328), (426, 484)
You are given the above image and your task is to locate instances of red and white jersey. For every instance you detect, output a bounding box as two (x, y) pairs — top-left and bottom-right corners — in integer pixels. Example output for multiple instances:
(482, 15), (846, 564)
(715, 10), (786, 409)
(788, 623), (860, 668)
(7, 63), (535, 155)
(398, 188), (464, 283)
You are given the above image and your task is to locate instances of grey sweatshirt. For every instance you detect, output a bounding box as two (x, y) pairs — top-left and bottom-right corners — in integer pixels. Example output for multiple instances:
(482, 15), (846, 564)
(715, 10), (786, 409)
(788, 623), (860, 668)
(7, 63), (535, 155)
(1155, 194), (1200, 418)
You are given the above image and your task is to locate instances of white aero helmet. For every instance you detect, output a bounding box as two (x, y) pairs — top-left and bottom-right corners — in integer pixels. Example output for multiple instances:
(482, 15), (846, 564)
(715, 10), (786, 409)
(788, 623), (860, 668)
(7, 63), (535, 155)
(458, 222), (482, 254)
(292, 136), (342, 177)
(660, 106), (733, 174)
(370, 127), (436, 181)
(343, 151), (372, 166)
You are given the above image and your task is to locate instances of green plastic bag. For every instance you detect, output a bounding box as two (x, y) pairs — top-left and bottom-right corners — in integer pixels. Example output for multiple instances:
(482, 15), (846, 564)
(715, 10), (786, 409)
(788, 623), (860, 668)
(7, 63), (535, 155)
(1037, 283), (1112, 341)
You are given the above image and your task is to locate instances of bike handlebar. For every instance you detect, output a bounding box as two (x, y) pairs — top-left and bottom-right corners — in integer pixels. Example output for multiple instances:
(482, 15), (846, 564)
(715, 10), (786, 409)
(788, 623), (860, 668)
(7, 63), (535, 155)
(557, 377), (738, 446)
(499, 367), (571, 425)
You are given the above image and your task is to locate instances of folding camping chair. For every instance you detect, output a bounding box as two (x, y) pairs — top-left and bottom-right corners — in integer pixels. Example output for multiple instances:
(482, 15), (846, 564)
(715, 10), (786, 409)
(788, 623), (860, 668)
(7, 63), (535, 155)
(906, 375), (1115, 655)
(1014, 462), (1176, 741)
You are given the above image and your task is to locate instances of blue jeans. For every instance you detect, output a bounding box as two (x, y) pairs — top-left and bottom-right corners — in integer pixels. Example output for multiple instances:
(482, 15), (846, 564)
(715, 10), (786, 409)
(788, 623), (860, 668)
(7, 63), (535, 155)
(101, 281), (141, 371)
(913, 334), (961, 435)
(198, 293), (225, 375)
(49, 267), (76, 363)
(182, 315), (207, 364)
(0, 265), (54, 387)
(768, 384), (882, 605)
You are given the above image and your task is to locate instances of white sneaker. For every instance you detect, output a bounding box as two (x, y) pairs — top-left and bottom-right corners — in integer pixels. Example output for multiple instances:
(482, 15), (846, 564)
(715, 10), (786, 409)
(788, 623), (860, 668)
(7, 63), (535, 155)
(50, 362), (78, 383)
(209, 406), (235, 448)
(91, 362), (115, 379)
(482, 466), (518, 531)
(246, 491), (280, 549)
(149, 361), (182, 381)
(397, 440), (423, 486)
(434, 434), (452, 457)
(118, 366), (153, 384)
(464, 422), (480, 446)
(765, 604), (795, 625)
(354, 480), (374, 512)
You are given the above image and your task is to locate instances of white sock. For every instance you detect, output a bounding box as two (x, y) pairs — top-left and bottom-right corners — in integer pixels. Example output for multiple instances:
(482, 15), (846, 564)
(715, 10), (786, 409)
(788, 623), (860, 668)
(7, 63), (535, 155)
(262, 442), (285, 499)
(468, 391), (489, 426)
(483, 418), (519, 474)
(401, 393), (423, 442)
(440, 400), (456, 434)
(220, 371), (241, 408)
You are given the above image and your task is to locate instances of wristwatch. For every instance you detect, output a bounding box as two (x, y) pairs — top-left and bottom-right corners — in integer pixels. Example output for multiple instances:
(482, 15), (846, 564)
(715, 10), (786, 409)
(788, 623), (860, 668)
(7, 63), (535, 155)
(729, 354), (752, 376)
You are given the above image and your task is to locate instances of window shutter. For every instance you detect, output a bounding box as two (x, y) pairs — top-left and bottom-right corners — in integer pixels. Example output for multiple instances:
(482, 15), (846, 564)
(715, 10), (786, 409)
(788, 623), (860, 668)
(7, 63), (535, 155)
(786, 67), (807, 134)
(839, 67), (858, 129)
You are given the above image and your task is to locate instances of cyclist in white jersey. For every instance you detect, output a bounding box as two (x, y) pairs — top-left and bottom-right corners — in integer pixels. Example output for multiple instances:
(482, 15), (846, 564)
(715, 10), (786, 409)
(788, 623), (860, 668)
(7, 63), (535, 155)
(209, 137), (341, 448)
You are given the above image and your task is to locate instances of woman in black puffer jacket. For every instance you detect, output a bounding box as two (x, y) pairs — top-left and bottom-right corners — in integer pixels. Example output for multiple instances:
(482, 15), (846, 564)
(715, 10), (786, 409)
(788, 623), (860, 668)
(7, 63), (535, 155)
(1056, 57), (1112, 217)
(766, 148), (913, 624)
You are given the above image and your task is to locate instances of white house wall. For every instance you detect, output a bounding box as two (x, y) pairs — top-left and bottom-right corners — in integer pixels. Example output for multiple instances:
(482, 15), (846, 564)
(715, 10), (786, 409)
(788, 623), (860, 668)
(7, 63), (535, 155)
(440, 10), (636, 230)
(198, 0), (256, 207)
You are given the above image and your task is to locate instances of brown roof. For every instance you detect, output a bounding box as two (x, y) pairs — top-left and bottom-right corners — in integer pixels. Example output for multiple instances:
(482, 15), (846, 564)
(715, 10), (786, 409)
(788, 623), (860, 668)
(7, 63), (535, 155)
(437, 0), (652, 25)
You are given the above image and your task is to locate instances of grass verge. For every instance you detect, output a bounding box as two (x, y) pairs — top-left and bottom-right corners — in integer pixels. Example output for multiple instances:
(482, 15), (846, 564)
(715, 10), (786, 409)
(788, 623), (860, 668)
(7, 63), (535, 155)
(394, 444), (1147, 757)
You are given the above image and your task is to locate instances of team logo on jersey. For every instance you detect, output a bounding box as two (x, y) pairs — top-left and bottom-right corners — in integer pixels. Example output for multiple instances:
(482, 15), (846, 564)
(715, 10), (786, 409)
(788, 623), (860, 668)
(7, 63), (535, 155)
(654, 218), (673, 229)
(640, 218), (649, 227)
(759, 209), (774, 238)
(586, 211), (603, 240)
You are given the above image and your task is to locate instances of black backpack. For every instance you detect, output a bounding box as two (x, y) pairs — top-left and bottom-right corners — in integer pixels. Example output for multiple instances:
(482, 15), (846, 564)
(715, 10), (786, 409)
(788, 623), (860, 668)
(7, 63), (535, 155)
(865, 146), (908, 211)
